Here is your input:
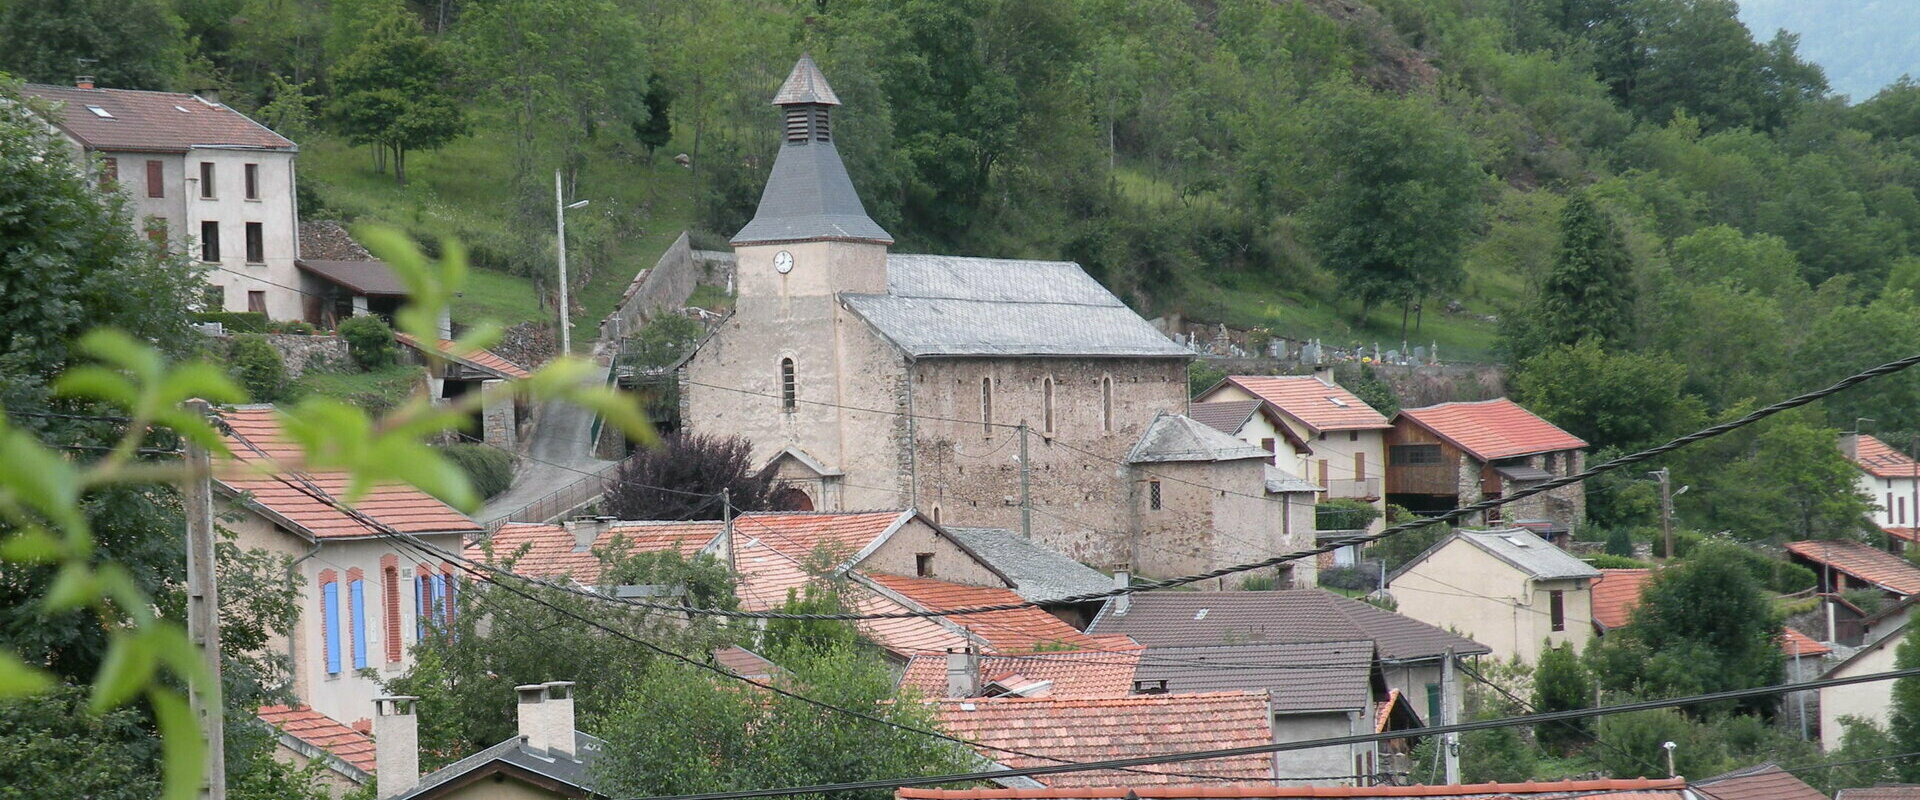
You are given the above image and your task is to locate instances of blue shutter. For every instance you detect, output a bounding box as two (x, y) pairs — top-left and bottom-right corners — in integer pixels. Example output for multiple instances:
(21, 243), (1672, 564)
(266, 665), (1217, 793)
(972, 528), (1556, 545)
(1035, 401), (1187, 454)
(322, 582), (342, 675)
(350, 579), (368, 670)
(435, 574), (451, 624)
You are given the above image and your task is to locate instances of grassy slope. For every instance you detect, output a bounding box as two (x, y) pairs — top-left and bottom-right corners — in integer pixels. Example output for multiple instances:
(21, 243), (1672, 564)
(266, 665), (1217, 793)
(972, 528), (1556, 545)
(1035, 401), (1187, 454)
(299, 116), (700, 349)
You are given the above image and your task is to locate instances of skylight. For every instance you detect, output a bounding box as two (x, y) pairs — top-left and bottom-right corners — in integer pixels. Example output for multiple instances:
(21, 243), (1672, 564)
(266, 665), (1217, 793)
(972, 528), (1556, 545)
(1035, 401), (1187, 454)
(1502, 535), (1530, 547)
(1193, 608), (1209, 620)
(1327, 396), (1348, 407)
(85, 105), (114, 119)
(174, 105), (192, 113)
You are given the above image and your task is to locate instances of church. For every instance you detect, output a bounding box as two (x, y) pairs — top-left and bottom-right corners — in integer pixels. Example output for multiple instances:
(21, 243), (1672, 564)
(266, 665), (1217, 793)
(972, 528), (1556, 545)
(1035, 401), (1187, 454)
(681, 56), (1315, 586)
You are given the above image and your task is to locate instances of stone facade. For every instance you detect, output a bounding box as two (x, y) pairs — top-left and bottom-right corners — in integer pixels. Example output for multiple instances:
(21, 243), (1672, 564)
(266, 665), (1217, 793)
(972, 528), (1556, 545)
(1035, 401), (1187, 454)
(482, 379), (517, 449)
(261, 333), (349, 377)
(1129, 458), (1312, 587)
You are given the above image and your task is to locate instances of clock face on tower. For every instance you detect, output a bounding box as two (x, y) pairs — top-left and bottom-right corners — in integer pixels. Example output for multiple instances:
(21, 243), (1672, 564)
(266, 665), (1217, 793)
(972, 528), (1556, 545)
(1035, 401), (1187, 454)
(773, 250), (795, 274)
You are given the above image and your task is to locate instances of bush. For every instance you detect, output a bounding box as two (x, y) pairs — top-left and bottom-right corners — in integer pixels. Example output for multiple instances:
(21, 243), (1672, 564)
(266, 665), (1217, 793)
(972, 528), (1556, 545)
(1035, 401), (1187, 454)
(192, 311), (269, 333)
(1604, 526), (1635, 557)
(619, 315), (704, 372)
(269, 320), (316, 335)
(439, 443), (517, 499)
(1318, 565), (1378, 592)
(1586, 553), (1652, 569)
(228, 335), (288, 403)
(338, 315), (397, 370)
(1316, 499), (1381, 531)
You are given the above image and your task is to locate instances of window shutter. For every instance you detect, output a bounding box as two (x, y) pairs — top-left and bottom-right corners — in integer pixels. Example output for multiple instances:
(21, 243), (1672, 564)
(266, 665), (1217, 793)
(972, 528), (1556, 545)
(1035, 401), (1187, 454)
(384, 564), (402, 663)
(244, 163), (259, 200)
(322, 580), (342, 675)
(350, 578), (368, 670)
(416, 574), (431, 639)
(146, 160), (164, 198)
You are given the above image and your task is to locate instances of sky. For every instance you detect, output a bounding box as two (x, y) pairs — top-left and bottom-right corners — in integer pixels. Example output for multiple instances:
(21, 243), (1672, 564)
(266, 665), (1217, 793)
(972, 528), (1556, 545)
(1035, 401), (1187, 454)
(1737, 0), (1920, 102)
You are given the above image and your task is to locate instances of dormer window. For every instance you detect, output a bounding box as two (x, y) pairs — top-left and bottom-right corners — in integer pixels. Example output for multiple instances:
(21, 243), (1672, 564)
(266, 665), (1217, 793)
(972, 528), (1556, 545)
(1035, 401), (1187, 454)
(85, 105), (114, 119)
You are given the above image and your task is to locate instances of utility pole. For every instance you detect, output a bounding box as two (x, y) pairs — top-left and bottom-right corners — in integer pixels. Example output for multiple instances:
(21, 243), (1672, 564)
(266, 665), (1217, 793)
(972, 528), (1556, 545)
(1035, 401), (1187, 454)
(721, 489), (734, 574)
(1441, 646), (1459, 785)
(183, 399), (225, 800)
(554, 171), (589, 355)
(1908, 433), (1917, 550)
(1651, 468), (1673, 560)
(1018, 422), (1031, 539)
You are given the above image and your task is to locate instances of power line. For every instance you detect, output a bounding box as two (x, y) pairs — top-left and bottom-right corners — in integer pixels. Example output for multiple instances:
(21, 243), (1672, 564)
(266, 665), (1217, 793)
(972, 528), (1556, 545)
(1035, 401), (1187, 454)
(1453, 660), (1669, 779)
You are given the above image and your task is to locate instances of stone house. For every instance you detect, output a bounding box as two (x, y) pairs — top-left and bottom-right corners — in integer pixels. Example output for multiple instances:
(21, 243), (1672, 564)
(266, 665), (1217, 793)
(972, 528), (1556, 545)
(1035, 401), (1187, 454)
(1385, 528), (1599, 664)
(1126, 413), (1319, 584)
(1193, 375), (1392, 511)
(1841, 433), (1920, 549)
(22, 80), (304, 319)
(680, 56), (1306, 582)
(217, 406), (484, 728)
(1385, 399), (1587, 531)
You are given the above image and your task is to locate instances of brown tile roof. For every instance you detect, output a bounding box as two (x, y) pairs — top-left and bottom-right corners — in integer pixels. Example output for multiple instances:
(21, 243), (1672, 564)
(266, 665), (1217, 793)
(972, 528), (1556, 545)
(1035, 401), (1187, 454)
(1220, 376), (1393, 433)
(470, 521), (723, 584)
(867, 573), (1102, 653)
(1396, 399), (1588, 462)
(898, 640), (1144, 699)
(1698, 764), (1829, 800)
(932, 692), (1277, 786)
(1591, 569), (1654, 631)
(217, 407), (483, 540)
(1851, 435), (1920, 479)
(713, 646), (784, 680)
(1786, 540), (1920, 596)
(1134, 641), (1377, 713)
(258, 704), (376, 773)
(394, 333), (532, 380)
(297, 259), (408, 297)
(895, 778), (1689, 799)
(1778, 627), (1832, 658)
(1087, 589), (1488, 661)
(22, 84), (296, 152)
(1837, 788), (1920, 800)
(1190, 401), (1262, 436)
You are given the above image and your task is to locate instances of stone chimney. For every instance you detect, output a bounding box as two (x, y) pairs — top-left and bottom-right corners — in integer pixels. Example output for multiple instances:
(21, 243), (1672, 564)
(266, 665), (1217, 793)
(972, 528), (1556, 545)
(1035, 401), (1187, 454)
(1112, 568), (1132, 616)
(946, 648), (978, 698)
(373, 696), (420, 799)
(517, 682), (577, 759)
(1840, 432), (1860, 460)
(75, 76), (95, 90)
(562, 517), (612, 551)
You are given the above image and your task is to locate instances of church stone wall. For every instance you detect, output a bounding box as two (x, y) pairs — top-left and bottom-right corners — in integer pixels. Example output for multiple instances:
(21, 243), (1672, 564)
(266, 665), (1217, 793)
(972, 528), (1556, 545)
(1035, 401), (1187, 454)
(907, 357), (1187, 568)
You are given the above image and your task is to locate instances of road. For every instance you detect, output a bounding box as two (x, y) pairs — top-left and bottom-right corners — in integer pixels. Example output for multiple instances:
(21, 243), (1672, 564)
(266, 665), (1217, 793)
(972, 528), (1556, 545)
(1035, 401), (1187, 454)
(478, 359), (617, 525)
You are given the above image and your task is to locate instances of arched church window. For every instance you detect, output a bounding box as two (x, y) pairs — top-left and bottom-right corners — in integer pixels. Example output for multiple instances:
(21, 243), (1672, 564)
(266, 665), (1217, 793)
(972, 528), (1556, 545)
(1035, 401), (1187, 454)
(780, 358), (796, 412)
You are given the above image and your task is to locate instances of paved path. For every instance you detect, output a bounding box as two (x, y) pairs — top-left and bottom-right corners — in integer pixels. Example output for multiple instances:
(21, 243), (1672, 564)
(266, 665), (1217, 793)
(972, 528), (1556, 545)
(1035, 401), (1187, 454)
(478, 359), (616, 525)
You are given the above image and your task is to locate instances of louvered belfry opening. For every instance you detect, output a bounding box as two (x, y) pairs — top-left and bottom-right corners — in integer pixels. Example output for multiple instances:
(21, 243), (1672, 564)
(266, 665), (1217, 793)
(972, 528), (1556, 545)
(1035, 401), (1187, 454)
(784, 105), (830, 144)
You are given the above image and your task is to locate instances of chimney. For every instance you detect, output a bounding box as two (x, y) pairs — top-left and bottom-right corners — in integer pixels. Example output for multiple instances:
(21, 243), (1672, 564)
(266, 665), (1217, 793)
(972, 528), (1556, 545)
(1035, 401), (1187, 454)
(373, 696), (420, 799)
(1840, 432), (1860, 460)
(1311, 366), (1336, 387)
(543, 681), (577, 759)
(1112, 568), (1132, 616)
(946, 648), (978, 698)
(563, 517), (609, 551)
(75, 75), (95, 89)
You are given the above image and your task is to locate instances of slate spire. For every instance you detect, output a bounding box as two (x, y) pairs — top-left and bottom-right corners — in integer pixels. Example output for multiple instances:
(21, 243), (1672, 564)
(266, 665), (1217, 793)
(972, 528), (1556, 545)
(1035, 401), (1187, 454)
(731, 55), (893, 246)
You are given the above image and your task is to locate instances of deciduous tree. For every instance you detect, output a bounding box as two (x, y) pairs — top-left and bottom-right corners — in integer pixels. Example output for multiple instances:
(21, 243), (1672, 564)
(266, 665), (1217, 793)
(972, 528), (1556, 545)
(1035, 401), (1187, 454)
(331, 11), (468, 183)
(604, 433), (776, 521)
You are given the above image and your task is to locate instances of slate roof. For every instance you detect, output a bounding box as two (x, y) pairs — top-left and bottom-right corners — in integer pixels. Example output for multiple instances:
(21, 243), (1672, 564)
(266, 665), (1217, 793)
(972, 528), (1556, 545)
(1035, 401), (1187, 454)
(1837, 788), (1920, 800)
(257, 705), (376, 774)
(1127, 413), (1275, 464)
(217, 407), (483, 540)
(394, 333), (533, 380)
(1087, 589), (1488, 662)
(731, 57), (889, 246)
(897, 640), (1144, 699)
(1398, 529), (1600, 583)
(1851, 435), (1920, 479)
(1397, 399), (1588, 462)
(297, 259), (408, 297)
(866, 573), (1101, 653)
(1214, 376), (1393, 433)
(393, 731), (603, 800)
(1591, 569), (1654, 631)
(932, 692), (1277, 786)
(1697, 764), (1829, 800)
(772, 54), (841, 106)
(1265, 467), (1321, 494)
(942, 527), (1114, 603)
(841, 255), (1190, 358)
(1786, 540), (1920, 596)
(1133, 641), (1377, 714)
(1189, 400), (1263, 436)
(21, 84), (297, 152)
(894, 778), (1691, 800)
(471, 521), (724, 584)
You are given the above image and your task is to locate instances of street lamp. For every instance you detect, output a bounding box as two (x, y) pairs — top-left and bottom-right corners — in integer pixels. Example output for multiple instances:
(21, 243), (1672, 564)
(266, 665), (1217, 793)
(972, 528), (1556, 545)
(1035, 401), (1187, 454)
(555, 169), (590, 355)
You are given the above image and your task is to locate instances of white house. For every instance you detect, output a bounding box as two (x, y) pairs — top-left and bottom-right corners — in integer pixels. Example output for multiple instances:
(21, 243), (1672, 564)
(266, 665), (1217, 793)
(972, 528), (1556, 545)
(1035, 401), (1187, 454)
(1842, 433), (1920, 547)
(1193, 375), (1391, 515)
(21, 80), (305, 320)
(1386, 528), (1600, 664)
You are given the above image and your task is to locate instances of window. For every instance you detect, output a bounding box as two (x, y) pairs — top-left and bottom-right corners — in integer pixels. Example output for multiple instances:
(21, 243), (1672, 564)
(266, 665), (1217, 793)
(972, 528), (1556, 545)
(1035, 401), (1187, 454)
(146, 160), (164, 198)
(1349, 430), (1359, 442)
(1149, 480), (1162, 511)
(1042, 377), (1055, 435)
(383, 563), (402, 663)
(416, 569), (436, 638)
(1549, 590), (1565, 632)
(86, 105), (114, 119)
(199, 221), (219, 262)
(1426, 683), (1443, 723)
(99, 157), (118, 191)
(980, 377), (993, 435)
(1353, 452), (1366, 481)
(244, 163), (260, 200)
(1318, 459), (1328, 487)
(1100, 377), (1114, 433)
(1903, 497), (1909, 526)
(1390, 444), (1444, 466)
(440, 567), (456, 625)
(779, 358), (796, 412)
(245, 222), (264, 263)
(349, 574), (368, 670)
(1889, 493), (1896, 519)
(321, 572), (342, 675)
(1261, 438), (1277, 466)
(198, 162), (215, 198)
(247, 291), (266, 314)
(915, 553), (934, 577)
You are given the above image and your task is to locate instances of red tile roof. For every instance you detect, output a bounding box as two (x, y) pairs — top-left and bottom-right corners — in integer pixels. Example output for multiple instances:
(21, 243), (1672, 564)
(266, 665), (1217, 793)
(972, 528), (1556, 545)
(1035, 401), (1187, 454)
(1219, 376), (1393, 433)
(867, 573), (1102, 653)
(1779, 627), (1832, 658)
(728, 511), (909, 611)
(1590, 569), (1654, 631)
(898, 641), (1143, 699)
(713, 646), (784, 680)
(395, 333), (532, 380)
(932, 692), (1277, 786)
(850, 588), (976, 656)
(22, 84), (296, 152)
(217, 407), (482, 540)
(1837, 788), (1920, 800)
(1786, 540), (1920, 596)
(1697, 764), (1829, 800)
(1397, 399), (1588, 462)
(1851, 435), (1920, 479)
(471, 521), (723, 584)
(1888, 528), (1920, 546)
(258, 705), (376, 773)
(896, 778), (1688, 799)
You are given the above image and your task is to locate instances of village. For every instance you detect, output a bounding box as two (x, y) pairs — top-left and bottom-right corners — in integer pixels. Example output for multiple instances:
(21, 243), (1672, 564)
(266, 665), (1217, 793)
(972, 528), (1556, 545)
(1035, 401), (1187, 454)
(7, 4), (1920, 800)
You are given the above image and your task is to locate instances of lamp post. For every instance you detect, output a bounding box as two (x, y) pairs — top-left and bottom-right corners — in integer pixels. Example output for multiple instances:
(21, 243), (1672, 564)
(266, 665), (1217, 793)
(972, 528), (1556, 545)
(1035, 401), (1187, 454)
(555, 169), (590, 355)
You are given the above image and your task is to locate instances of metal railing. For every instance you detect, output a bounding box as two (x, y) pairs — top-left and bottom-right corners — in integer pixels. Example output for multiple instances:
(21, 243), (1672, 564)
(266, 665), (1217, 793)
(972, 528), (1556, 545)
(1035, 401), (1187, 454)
(485, 457), (630, 531)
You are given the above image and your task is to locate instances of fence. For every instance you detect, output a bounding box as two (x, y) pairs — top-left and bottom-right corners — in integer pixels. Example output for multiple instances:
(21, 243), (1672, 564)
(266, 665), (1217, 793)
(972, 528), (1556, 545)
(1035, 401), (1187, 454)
(485, 457), (631, 531)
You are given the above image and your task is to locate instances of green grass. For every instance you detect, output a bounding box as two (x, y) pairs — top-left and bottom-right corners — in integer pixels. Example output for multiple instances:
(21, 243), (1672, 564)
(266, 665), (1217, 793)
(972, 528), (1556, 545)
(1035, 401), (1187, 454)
(291, 365), (424, 415)
(298, 110), (701, 351)
(1177, 268), (1503, 361)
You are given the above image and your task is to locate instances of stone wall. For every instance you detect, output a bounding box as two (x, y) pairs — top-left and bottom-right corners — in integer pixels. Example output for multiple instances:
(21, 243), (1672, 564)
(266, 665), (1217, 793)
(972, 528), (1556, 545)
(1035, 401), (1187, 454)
(599, 232), (739, 342)
(261, 334), (349, 377)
